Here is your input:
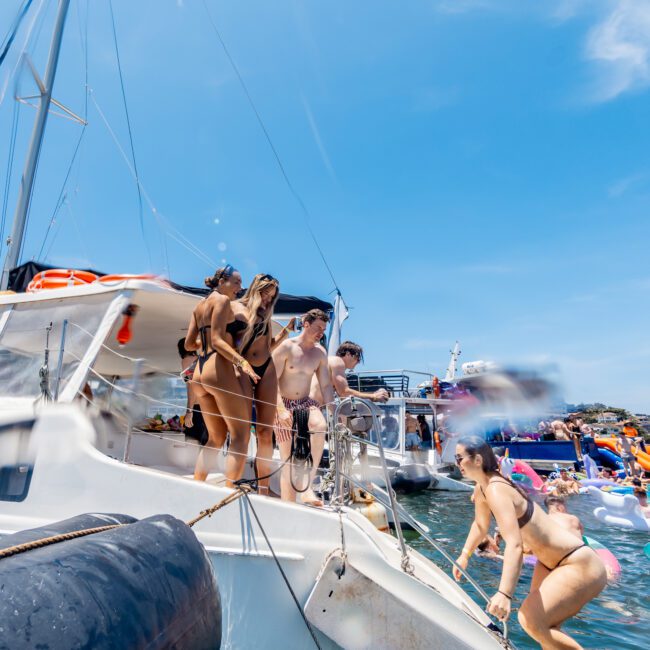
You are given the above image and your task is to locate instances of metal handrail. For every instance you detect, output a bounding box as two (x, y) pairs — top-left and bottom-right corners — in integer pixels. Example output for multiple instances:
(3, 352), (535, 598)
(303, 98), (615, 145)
(332, 396), (509, 642)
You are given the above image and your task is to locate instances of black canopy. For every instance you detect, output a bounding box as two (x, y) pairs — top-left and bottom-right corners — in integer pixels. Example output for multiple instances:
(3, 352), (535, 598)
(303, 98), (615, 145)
(8, 261), (332, 315)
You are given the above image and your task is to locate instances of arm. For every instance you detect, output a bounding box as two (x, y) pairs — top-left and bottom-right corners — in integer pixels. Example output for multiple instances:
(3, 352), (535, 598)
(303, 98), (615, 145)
(272, 342), (292, 427)
(484, 483), (524, 621)
(453, 487), (491, 580)
(184, 311), (200, 352)
(271, 317), (296, 351)
(210, 295), (259, 383)
(330, 357), (389, 402)
(316, 350), (335, 415)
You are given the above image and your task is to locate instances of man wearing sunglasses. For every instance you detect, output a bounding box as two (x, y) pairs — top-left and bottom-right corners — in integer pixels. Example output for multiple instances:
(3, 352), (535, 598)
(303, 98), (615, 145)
(310, 341), (389, 405)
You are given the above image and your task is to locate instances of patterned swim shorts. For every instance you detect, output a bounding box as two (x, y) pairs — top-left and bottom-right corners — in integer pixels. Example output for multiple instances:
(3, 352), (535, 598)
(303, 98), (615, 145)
(274, 396), (320, 443)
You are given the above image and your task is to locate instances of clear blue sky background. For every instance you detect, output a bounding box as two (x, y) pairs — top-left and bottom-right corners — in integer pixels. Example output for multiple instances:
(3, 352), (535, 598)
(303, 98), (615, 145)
(1, 1), (649, 412)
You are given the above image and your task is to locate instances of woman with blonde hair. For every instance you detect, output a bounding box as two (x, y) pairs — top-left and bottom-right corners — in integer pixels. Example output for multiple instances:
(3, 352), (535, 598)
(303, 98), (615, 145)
(237, 273), (294, 494)
(185, 264), (259, 485)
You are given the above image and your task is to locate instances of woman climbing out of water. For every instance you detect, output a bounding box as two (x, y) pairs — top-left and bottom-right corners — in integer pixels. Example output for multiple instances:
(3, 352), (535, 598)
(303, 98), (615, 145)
(236, 273), (294, 495)
(185, 264), (260, 484)
(453, 435), (606, 650)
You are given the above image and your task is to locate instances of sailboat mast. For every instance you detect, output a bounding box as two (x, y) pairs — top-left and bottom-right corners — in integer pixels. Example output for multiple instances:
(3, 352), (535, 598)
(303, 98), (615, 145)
(0, 0), (71, 290)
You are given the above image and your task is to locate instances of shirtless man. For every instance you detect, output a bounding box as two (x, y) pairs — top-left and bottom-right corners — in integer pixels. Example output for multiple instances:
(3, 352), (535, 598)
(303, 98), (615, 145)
(273, 309), (334, 505)
(549, 419), (572, 441)
(544, 495), (584, 539)
(310, 341), (389, 405)
(549, 468), (580, 495)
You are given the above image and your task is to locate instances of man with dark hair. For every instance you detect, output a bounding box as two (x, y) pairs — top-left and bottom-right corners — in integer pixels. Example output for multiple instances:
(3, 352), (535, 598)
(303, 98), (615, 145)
(310, 340), (389, 405)
(273, 309), (334, 506)
(177, 338), (208, 446)
(544, 495), (584, 539)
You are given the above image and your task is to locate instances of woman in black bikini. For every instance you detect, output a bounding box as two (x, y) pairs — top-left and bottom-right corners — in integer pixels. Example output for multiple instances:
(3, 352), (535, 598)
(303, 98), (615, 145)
(235, 273), (294, 495)
(453, 436), (606, 649)
(185, 265), (260, 484)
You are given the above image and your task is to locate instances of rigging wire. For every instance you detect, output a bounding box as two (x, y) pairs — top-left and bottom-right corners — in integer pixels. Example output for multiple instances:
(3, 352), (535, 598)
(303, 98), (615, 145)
(88, 89), (217, 270)
(200, 0), (341, 295)
(0, 0), (34, 70)
(107, 0), (154, 271)
(36, 126), (86, 261)
(0, 98), (20, 252)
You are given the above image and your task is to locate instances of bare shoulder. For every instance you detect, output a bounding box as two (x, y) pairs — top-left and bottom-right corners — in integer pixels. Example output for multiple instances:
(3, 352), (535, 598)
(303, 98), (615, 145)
(329, 356), (345, 371)
(314, 343), (328, 359)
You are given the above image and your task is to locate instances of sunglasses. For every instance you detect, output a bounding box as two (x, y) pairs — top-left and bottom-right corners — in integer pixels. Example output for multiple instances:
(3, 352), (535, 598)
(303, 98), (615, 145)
(259, 273), (277, 283)
(219, 264), (235, 280)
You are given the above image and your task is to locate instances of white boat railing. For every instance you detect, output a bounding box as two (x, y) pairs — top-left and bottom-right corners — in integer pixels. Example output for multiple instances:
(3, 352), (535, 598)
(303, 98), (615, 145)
(331, 397), (510, 643)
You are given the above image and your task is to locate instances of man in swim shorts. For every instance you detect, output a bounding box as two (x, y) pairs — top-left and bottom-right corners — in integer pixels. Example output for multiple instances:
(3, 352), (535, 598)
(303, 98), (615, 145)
(549, 468), (580, 495)
(616, 430), (638, 477)
(273, 309), (334, 506)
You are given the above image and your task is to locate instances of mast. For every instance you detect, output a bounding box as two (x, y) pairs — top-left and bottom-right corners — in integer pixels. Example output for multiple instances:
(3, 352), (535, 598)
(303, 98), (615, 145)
(0, 0), (71, 290)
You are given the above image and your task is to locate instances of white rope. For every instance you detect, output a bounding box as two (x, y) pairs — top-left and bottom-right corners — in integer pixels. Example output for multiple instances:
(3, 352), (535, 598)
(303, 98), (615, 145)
(76, 385), (323, 476)
(72, 352), (330, 434)
(67, 320), (338, 412)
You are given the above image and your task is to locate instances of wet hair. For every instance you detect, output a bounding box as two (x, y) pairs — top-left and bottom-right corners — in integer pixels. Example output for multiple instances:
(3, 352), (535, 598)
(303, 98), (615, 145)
(205, 264), (237, 290)
(303, 308), (330, 325)
(477, 540), (489, 552)
(544, 495), (566, 509)
(457, 435), (500, 473)
(336, 341), (363, 362)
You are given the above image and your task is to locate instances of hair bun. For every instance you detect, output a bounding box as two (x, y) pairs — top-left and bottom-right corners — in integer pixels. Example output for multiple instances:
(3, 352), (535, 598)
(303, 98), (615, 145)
(205, 275), (216, 288)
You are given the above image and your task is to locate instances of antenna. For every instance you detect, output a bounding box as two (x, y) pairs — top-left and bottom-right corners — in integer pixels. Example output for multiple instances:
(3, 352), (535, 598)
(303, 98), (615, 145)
(444, 341), (461, 382)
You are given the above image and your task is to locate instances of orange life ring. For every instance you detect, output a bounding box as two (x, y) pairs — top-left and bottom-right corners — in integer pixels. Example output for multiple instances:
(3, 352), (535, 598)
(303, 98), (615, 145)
(98, 274), (158, 284)
(27, 269), (98, 292)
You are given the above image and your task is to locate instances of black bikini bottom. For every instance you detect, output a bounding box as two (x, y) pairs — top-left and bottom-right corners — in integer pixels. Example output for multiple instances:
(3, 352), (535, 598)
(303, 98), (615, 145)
(539, 543), (587, 571)
(251, 356), (272, 379)
(198, 351), (215, 372)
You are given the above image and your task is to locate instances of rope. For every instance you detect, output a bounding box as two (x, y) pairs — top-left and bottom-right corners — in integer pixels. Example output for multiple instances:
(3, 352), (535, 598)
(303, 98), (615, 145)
(186, 485), (250, 528)
(37, 126), (86, 261)
(107, 0), (154, 272)
(0, 0), (34, 69)
(1, 97), (20, 249)
(0, 524), (122, 560)
(88, 90), (217, 271)
(200, 0), (341, 295)
(240, 490), (322, 649)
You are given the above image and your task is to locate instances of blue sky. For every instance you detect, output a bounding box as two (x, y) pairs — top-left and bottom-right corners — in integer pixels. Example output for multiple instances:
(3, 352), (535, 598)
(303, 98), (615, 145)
(1, 0), (650, 412)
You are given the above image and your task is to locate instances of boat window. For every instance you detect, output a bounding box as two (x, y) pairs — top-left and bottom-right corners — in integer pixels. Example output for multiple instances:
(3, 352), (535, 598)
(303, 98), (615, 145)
(368, 404), (401, 450)
(0, 295), (115, 399)
(0, 419), (35, 502)
(91, 373), (187, 432)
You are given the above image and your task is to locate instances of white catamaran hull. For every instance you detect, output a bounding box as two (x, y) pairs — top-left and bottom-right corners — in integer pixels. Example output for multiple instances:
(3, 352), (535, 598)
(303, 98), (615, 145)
(0, 405), (509, 649)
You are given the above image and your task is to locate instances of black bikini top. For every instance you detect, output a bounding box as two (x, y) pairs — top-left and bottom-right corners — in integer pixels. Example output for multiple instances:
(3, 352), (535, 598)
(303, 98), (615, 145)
(241, 320), (269, 356)
(225, 319), (247, 337)
(480, 478), (535, 528)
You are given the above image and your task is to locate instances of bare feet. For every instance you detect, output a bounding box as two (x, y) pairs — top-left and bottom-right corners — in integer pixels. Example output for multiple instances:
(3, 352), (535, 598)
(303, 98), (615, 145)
(300, 488), (323, 507)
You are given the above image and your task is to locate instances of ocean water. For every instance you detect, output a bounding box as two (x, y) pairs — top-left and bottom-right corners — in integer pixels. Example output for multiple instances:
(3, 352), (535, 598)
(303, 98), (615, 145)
(401, 490), (649, 650)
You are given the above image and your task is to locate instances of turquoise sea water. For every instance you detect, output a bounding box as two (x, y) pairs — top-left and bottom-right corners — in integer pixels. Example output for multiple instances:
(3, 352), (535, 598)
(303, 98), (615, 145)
(401, 491), (649, 650)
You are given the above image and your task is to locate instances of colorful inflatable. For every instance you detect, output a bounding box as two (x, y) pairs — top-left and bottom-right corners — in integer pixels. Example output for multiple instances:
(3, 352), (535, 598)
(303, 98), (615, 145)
(594, 438), (650, 473)
(580, 478), (620, 489)
(588, 486), (650, 532)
